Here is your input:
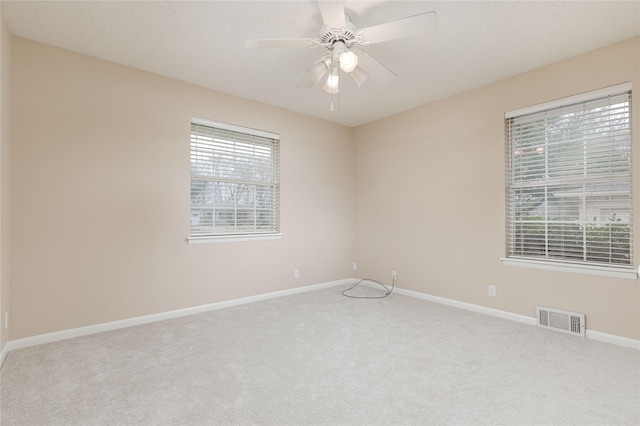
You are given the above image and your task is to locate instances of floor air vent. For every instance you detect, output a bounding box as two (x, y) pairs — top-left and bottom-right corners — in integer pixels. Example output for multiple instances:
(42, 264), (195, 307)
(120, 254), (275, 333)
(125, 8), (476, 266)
(536, 306), (585, 337)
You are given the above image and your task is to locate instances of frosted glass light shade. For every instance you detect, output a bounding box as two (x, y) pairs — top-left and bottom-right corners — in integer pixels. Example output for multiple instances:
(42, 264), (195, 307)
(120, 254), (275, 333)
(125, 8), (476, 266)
(339, 51), (358, 73)
(323, 73), (340, 93)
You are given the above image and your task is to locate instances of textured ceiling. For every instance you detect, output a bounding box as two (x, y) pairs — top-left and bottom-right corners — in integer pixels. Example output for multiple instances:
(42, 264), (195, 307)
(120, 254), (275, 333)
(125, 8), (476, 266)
(2, 0), (639, 127)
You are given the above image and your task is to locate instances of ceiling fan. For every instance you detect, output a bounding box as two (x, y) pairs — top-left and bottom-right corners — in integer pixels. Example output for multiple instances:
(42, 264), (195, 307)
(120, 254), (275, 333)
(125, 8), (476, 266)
(245, 1), (437, 98)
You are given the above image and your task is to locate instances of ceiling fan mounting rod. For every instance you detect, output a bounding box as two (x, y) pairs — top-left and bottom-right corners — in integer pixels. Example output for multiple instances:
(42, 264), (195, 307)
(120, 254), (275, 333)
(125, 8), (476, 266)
(330, 41), (346, 59)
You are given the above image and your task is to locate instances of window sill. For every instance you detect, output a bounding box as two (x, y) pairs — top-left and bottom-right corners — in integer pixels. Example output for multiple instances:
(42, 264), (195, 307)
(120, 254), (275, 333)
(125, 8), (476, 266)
(187, 233), (284, 245)
(500, 258), (638, 280)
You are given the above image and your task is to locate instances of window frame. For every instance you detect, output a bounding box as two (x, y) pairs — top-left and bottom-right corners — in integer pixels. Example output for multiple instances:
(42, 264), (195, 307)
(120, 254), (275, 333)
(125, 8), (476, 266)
(188, 117), (282, 244)
(501, 83), (636, 279)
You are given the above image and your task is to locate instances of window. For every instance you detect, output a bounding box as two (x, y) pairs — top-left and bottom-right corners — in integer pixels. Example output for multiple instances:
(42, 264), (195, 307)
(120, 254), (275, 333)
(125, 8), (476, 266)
(504, 84), (633, 273)
(190, 118), (280, 241)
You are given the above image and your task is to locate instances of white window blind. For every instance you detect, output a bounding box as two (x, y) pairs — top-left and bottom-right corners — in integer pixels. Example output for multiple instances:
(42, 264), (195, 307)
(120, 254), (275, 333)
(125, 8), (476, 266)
(190, 120), (280, 238)
(505, 84), (633, 269)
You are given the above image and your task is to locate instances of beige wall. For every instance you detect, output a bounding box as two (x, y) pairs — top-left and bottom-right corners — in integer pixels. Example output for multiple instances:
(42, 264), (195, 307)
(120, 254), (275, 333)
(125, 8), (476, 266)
(8, 34), (640, 342)
(10, 37), (354, 339)
(354, 37), (640, 340)
(1, 9), (11, 351)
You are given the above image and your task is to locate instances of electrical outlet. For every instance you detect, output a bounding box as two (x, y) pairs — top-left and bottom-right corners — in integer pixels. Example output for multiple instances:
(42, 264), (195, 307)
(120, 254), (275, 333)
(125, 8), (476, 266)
(294, 269), (300, 279)
(488, 285), (496, 297)
(392, 271), (398, 281)
(352, 262), (357, 271)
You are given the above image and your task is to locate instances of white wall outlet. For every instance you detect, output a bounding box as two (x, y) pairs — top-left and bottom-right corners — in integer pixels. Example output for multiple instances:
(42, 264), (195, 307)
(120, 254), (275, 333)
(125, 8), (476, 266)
(488, 285), (496, 297)
(392, 271), (398, 280)
(4, 312), (8, 330)
(352, 262), (357, 271)
(294, 269), (300, 279)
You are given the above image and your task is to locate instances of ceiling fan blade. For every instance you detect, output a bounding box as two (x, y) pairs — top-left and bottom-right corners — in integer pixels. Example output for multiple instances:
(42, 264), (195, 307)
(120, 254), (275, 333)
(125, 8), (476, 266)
(317, 1), (345, 28)
(358, 11), (437, 44)
(245, 38), (321, 49)
(356, 52), (396, 85)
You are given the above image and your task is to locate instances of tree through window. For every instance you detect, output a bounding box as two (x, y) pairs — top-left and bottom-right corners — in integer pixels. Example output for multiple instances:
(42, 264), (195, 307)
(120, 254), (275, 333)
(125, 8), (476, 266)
(190, 119), (280, 238)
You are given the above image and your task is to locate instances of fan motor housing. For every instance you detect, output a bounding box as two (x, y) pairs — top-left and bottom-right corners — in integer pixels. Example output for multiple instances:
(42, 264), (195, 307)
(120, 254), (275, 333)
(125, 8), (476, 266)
(320, 26), (356, 45)
(319, 15), (357, 48)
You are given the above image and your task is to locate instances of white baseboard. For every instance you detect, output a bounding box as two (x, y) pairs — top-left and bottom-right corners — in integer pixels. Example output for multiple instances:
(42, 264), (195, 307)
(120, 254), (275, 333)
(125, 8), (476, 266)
(392, 287), (537, 326)
(2, 277), (637, 368)
(0, 278), (354, 367)
(0, 341), (8, 367)
(586, 329), (640, 350)
(391, 286), (639, 350)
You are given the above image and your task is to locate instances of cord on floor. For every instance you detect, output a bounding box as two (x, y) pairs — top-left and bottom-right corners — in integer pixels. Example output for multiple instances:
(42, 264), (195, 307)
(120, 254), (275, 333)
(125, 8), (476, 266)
(341, 277), (396, 299)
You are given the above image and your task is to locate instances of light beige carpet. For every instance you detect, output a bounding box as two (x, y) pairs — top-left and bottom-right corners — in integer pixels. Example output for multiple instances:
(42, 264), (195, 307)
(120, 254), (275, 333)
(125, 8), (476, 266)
(1, 284), (639, 425)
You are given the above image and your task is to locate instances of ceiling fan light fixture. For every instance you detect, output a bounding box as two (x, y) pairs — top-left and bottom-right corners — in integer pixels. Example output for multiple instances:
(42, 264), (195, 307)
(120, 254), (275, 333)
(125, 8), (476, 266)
(310, 59), (329, 83)
(351, 66), (369, 87)
(339, 50), (358, 73)
(323, 73), (340, 93)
